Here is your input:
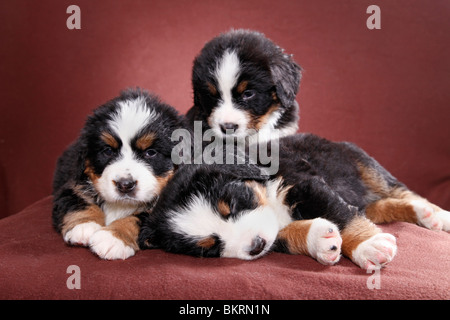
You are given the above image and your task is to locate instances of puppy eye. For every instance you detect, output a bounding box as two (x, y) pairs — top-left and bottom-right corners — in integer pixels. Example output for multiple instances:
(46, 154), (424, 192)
(242, 90), (256, 101)
(102, 146), (115, 157)
(143, 148), (157, 159)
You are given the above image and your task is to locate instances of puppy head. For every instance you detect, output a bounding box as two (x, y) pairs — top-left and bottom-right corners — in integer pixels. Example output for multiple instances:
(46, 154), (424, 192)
(192, 29), (301, 139)
(79, 89), (181, 207)
(140, 164), (278, 260)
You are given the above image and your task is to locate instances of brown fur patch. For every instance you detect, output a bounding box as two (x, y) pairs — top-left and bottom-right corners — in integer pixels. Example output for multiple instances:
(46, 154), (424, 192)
(101, 132), (119, 149)
(277, 182), (295, 211)
(236, 80), (248, 94)
(136, 132), (156, 150)
(248, 103), (280, 130)
(271, 91), (279, 101)
(341, 216), (380, 259)
(62, 205), (105, 236)
(197, 236), (216, 249)
(156, 170), (174, 193)
(84, 160), (100, 183)
(366, 194), (419, 224)
(357, 163), (390, 197)
(358, 163), (431, 225)
(276, 220), (313, 255)
(104, 215), (140, 250)
(365, 187), (429, 224)
(245, 181), (267, 206)
(217, 200), (231, 217)
(207, 82), (217, 96)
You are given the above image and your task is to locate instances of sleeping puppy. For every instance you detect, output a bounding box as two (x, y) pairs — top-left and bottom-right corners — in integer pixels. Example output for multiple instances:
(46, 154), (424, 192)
(186, 29), (301, 143)
(138, 134), (450, 269)
(52, 89), (182, 260)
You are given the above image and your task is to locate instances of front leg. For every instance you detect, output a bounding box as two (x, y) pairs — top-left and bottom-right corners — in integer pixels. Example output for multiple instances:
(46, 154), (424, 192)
(341, 216), (397, 269)
(89, 215), (140, 260)
(275, 176), (366, 266)
(62, 206), (105, 246)
(53, 188), (105, 246)
(274, 218), (342, 265)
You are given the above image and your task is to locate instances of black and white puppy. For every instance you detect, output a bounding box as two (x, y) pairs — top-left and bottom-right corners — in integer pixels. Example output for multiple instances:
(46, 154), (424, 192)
(139, 134), (450, 269)
(186, 29), (301, 142)
(53, 89), (182, 260)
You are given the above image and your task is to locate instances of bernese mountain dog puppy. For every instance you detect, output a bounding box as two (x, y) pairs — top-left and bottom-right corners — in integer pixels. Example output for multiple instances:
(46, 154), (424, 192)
(185, 29), (301, 143)
(139, 30), (450, 269)
(53, 89), (182, 260)
(138, 134), (450, 269)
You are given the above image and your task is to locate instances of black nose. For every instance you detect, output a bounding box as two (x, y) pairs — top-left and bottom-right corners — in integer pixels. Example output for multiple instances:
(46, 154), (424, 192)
(115, 178), (137, 194)
(219, 122), (239, 134)
(249, 236), (267, 256)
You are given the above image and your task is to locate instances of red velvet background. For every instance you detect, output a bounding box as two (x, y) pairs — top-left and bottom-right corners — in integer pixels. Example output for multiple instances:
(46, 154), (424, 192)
(0, 0), (449, 301)
(0, 0), (449, 219)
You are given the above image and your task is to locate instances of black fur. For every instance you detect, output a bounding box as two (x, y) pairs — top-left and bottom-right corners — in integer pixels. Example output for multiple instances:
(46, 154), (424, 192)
(271, 133), (404, 230)
(186, 29), (301, 134)
(52, 88), (183, 233)
(138, 163), (268, 257)
(138, 133), (407, 259)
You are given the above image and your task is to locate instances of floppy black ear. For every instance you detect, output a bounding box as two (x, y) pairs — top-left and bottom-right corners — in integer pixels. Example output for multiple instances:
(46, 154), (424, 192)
(52, 139), (88, 193)
(270, 53), (302, 108)
(75, 140), (89, 182)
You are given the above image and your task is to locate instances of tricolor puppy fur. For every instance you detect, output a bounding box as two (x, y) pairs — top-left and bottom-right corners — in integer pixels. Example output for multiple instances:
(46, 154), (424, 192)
(140, 30), (450, 269)
(52, 89), (182, 260)
(139, 134), (450, 269)
(186, 29), (301, 142)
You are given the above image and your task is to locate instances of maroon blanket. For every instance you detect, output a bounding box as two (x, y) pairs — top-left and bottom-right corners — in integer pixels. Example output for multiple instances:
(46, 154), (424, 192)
(1, 196), (448, 299)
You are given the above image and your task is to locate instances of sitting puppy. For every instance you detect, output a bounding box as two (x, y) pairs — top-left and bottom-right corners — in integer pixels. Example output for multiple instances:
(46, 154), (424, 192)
(52, 89), (182, 260)
(138, 134), (450, 269)
(186, 29), (301, 142)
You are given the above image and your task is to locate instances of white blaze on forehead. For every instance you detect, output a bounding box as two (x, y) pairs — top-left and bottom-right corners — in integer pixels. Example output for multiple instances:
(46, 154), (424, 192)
(170, 194), (279, 260)
(170, 195), (226, 238)
(210, 50), (249, 135)
(215, 50), (240, 102)
(109, 97), (159, 144)
(94, 96), (160, 221)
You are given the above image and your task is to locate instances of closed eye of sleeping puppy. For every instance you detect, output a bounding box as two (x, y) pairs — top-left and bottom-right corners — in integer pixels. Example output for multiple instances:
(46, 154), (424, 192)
(52, 88), (183, 260)
(138, 133), (450, 269)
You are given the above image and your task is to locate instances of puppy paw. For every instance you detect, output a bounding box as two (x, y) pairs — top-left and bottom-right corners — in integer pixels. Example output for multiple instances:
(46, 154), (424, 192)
(307, 218), (342, 265)
(435, 210), (450, 232)
(63, 222), (102, 246)
(89, 229), (136, 260)
(352, 233), (397, 269)
(411, 200), (448, 231)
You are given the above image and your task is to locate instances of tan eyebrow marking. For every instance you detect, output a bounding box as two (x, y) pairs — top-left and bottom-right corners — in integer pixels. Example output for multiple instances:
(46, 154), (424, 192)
(100, 132), (119, 149)
(197, 236), (216, 249)
(217, 200), (231, 217)
(207, 82), (217, 96)
(136, 133), (156, 150)
(236, 80), (248, 94)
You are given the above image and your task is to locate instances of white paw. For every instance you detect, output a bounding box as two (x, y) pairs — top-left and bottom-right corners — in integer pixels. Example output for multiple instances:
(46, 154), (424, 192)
(435, 210), (450, 232)
(352, 233), (397, 269)
(307, 218), (342, 265)
(411, 200), (446, 231)
(63, 222), (102, 246)
(89, 229), (135, 260)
